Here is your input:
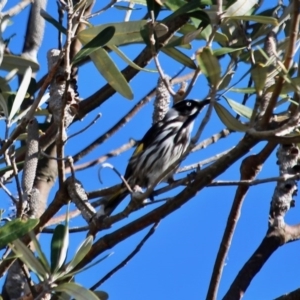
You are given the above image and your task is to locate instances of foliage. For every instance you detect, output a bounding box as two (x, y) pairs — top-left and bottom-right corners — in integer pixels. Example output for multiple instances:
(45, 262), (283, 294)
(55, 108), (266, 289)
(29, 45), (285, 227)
(0, 0), (298, 300)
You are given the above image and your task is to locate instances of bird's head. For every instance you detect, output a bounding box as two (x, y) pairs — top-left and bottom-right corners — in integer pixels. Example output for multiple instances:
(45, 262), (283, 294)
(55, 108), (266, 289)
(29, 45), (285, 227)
(170, 99), (210, 119)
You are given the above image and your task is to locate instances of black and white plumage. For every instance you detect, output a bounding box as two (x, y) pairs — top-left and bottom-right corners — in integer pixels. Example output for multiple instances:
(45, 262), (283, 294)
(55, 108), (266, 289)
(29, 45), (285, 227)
(102, 99), (210, 215)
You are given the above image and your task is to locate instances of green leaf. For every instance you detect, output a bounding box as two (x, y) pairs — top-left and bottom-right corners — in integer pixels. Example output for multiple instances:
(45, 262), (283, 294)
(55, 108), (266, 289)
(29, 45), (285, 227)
(214, 102), (248, 132)
(130, 0), (147, 4)
(224, 97), (253, 119)
(267, 76), (300, 94)
(29, 232), (51, 274)
(223, 0), (258, 18)
(72, 26), (116, 66)
(90, 48), (133, 99)
(65, 235), (93, 273)
(180, 24), (228, 45)
(108, 45), (156, 72)
(40, 9), (67, 34)
(77, 21), (147, 47)
(11, 239), (48, 278)
(0, 219), (38, 248)
(0, 161), (24, 176)
(161, 47), (196, 69)
(165, 36), (191, 49)
(213, 46), (246, 57)
(164, 0), (211, 22)
(8, 66), (32, 121)
(0, 93), (8, 118)
(1, 55), (39, 74)
(11, 90), (50, 124)
(94, 291), (109, 300)
(251, 63), (267, 94)
(226, 15), (278, 25)
(218, 72), (234, 90)
(60, 253), (113, 279)
(53, 282), (99, 300)
(51, 224), (69, 273)
(230, 87), (256, 93)
(196, 47), (221, 87)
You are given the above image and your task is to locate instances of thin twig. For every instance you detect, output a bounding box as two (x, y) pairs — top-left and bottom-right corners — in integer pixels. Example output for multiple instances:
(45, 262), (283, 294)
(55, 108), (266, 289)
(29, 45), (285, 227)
(67, 113), (101, 141)
(84, 0), (117, 19)
(67, 156), (75, 179)
(72, 89), (156, 163)
(67, 139), (136, 173)
(191, 129), (231, 153)
(90, 221), (160, 290)
(45, 207), (82, 227)
(208, 173), (300, 187)
(1, 0), (32, 16)
(181, 68), (201, 100)
(99, 163), (133, 193)
(0, 180), (18, 204)
(124, 2), (135, 22)
(191, 94), (215, 144)
(206, 142), (276, 300)
(177, 148), (233, 173)
(57, 4), (73, 187)
(150, 11), (176, 96)
(10, 151), (23, 217)
(261, 0), (299, 126)
(20, 263), (37, 297)
(40, 150), (69, 161)
(0, 53), (64, 156)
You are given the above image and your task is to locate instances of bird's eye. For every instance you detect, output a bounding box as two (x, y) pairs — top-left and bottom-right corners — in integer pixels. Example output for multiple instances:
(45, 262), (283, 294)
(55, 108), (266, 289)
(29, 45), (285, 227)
(186, 101), (191, 106)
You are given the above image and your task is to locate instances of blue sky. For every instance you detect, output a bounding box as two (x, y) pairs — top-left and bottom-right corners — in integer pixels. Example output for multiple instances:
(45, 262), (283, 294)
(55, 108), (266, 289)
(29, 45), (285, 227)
(1, 1), (299, 299)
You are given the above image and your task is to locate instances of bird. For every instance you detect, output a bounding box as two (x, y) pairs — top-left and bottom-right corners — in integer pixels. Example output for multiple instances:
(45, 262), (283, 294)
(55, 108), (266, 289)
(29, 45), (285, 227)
(101, 99), (210, 216)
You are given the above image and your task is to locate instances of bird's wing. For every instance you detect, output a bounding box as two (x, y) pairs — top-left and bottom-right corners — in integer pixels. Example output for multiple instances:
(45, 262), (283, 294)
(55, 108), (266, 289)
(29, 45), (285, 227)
(131, 121), (162, 157)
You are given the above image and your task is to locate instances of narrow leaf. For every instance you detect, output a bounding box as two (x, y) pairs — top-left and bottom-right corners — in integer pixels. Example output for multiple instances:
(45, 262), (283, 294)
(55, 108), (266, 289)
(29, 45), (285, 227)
(53, 282), (99, 300)
(230, 87), (256, 93)
(29, 232), (51, 274)
(11, 92), (49, 124)
(51, 224), (69, 273)
(251, 63), (267, 94)
(8, 66), (32, 121)
(267, 76), (300, 94)
(40, 9), (67, 34)
(0, 54), (40, 74)
(65, 235), (93, 273)
(77, 21), (147, 47)
(213, 46), (246, 57)
(196, 47), (221, 87)
(72, 26), (116, 66)
(161, 47), (196, 69)
(90, 48), (133, 99)
(108, 45), (156, 72)
(224, 97), (253, 119)
(94, 291), (109, 300)
(214, 102), (248, 132)
(60, 253), (113, 279)
(0, 93), (8, 118)
(11, 239), (48, 278)
(223, 0), (258, 18)
(164, 0), (211, 22)
(226, 15), (278, 25)
(0, 218), (38, 248)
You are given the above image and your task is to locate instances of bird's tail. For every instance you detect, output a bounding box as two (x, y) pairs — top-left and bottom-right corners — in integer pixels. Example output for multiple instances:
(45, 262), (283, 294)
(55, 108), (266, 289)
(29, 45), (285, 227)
(102, 185), (129, 216)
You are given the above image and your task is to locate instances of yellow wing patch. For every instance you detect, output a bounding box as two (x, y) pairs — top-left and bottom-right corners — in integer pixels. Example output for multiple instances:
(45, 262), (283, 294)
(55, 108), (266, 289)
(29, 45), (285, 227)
(133, 143), (144, 156)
